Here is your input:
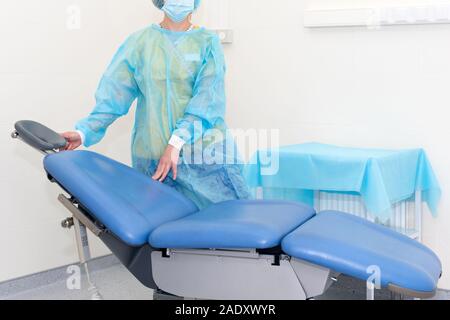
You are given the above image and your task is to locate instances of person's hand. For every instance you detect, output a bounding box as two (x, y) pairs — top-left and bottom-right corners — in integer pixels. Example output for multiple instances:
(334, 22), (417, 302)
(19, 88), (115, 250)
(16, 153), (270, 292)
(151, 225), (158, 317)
(61, 132), (82, 150)
(152, 145), (180, 182)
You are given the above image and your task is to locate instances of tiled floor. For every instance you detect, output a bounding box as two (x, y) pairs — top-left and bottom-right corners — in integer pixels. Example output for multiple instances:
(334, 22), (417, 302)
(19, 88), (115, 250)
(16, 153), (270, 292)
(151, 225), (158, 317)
(2, 262), (449, 300)
(3, 264), (154, 300)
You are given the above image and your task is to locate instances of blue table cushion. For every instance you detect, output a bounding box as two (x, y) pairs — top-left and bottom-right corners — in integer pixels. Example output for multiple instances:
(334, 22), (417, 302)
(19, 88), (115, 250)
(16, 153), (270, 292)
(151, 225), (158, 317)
(44, 151), (199, 247)
(149, 200), (316, 249)
(282, 211), (442, 293)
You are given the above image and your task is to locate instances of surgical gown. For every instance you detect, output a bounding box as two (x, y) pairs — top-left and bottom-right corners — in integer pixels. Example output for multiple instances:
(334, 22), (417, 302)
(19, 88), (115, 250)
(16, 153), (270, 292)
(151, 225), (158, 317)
(76, 24), (251, 209)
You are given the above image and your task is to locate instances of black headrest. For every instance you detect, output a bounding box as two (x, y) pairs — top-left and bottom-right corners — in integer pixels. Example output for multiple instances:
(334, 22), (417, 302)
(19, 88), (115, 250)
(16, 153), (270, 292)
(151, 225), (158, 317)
(14, 120), (67, 152)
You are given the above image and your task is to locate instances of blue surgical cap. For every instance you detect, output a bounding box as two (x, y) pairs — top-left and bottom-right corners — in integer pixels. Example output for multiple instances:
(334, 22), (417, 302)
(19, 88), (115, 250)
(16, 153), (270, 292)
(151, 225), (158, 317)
(152, 0), (201, 10)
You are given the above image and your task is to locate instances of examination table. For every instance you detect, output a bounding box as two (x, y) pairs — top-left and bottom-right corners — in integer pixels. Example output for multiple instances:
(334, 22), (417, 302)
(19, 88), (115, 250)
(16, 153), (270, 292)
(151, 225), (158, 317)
(11, 120), (442, 300)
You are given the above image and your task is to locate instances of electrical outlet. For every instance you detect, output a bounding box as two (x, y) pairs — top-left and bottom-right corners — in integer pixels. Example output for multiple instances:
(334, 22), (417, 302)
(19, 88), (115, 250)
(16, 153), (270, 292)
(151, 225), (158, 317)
(213, 29), (233, 44)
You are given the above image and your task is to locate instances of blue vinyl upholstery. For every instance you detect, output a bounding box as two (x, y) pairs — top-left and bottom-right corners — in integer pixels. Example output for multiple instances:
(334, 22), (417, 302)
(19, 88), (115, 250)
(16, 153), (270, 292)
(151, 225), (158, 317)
(149, 200), (316, 249)
(282, 211), (442, 294)
(44, 151), (199, 246)
(43, 151), (441, 295)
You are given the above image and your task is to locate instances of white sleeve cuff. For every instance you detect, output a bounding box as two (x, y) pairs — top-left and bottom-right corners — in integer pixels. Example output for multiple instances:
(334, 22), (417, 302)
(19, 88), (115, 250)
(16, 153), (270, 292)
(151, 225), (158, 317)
(169, 135), (186, 151)
(76, 130), (85, 145)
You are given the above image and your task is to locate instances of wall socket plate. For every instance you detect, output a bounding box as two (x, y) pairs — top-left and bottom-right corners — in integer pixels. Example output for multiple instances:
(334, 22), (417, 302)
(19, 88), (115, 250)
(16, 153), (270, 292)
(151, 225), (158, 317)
(213, 29), (233, 44)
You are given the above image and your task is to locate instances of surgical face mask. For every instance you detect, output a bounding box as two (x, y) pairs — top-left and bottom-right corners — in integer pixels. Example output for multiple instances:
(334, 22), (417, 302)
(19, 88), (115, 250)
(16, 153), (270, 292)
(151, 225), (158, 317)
(162, 0), (195, 23)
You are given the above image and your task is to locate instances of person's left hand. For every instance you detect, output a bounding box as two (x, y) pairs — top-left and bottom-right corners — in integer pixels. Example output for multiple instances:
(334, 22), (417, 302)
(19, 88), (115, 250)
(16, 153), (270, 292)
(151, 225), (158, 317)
(152, 145), (180, 182)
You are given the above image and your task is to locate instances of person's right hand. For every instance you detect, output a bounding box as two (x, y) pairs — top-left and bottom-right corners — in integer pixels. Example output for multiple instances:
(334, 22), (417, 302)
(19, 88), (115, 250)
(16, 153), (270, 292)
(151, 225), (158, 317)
(61, 132), (82, 150)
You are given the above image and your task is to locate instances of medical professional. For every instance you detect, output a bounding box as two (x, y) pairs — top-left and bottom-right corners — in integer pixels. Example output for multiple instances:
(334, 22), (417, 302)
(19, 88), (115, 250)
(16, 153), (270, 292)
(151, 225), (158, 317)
(61, 0), (251, 209)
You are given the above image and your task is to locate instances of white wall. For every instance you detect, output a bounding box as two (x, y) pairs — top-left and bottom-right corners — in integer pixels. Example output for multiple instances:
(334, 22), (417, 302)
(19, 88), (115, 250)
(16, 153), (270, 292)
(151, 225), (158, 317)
(224, 0), (450, 289)
(0, 0), (160, 283)
(1, 0), (449, 290)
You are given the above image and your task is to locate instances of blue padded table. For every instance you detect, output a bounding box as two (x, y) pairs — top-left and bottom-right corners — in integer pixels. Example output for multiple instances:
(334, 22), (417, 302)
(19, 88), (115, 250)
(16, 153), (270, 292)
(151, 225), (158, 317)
(42, 150), (442, 298)
(149, 200), (316, 249)
(13, 118), (443, 300)
(282, 211), (442, 294)
(244, 143), (441, 222)
(44, 151), (199, 246)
